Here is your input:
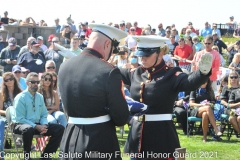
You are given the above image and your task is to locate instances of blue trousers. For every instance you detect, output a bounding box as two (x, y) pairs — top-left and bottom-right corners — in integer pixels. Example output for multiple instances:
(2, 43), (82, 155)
(0, 118), (6, 160)
(47, 111), (67, 127)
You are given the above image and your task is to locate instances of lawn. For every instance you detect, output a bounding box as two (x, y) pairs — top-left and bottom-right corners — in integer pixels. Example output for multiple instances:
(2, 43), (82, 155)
(3, 125), (240, 160)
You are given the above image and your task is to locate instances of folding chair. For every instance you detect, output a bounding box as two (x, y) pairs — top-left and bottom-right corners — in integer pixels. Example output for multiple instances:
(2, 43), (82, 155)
(220, 114), (234, 141)
(187, 117), (202, 136)
(5, 106), (43, 159)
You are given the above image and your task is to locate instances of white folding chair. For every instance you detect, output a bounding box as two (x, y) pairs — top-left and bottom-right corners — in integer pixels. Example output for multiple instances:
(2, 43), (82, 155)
(5, 106), (43, 159)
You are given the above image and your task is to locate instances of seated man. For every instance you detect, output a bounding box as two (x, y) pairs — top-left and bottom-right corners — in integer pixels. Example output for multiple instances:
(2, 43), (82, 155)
(11, 72), (64, 159)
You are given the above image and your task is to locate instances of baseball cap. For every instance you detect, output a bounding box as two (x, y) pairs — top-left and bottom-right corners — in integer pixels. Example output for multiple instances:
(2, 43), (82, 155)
(37, 36), (43, 40)
(213, 23), (217, 27)
(230, 16), (234, 19)
(4, 11), (8, 14)
(119, 20), (125, 25)
(12, 65), (21, 73)
(81, 21), (88, 26)
(188, 22), (193, 25)
(48, 34), (55, 42)
(8, 37), (17, 46)
(21, 67), (30, 72)
(30, 41), (41, 47)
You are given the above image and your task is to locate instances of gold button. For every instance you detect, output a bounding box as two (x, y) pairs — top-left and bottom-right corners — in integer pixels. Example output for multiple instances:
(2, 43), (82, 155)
(152, 68), (155, 72)
(140, 98), (143, 102)
(139, 90), (142, 94)
(148, 73), (150, 78)
(166, 67), (168, 69)
(140, 82), (144, 86)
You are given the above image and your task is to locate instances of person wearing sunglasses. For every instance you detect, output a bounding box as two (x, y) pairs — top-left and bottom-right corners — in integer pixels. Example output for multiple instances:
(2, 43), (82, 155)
(44, 37), (64, 73)
(125, 27), (137, 52)
(221, 71), (240, 135)
(11, 72), (64, 159)
(20, 67), (30, 78)
(0, 72), (22, 159)
(38, 72), (67, 127)
(192, 35), (221, 95)
(11, 65), (27, 90)
(119, 36), (213, 159)
(45, 60), (56, 73)
(189, 78), (222, 142)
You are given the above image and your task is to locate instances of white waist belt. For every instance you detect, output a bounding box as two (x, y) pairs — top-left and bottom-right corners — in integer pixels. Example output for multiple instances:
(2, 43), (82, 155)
(68, 115), (111, 124)
(133, 114), (172, 122)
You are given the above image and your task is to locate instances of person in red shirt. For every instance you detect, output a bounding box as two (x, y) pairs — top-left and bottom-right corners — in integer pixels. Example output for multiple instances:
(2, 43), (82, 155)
(133, 21), (142, 35)
(174, 37), (193, 72)
(186, 22), (196, 33)
(192, 35), (221, 95)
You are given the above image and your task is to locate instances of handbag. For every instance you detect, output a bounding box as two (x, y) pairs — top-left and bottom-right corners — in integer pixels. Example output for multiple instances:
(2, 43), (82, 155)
(4, 138), (12, 149)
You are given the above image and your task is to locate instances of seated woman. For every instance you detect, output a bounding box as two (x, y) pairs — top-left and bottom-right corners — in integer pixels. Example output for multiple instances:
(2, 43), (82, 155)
(0, 72), (22, 158)
(216, 75), (228, 100)
(228, 72), (240, 134)
(189, 78), (222, 142)
(228, 53), (240, 75)
(38, 72), (67, 127)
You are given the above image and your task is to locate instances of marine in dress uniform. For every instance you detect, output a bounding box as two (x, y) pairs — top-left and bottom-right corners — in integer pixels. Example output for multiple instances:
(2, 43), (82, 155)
(120, 36), (213, 159)
(58, 24), (129, 160)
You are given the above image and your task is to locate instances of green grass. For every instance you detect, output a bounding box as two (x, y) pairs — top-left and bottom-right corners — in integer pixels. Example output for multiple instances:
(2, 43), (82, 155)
(3, 125), (240, 160)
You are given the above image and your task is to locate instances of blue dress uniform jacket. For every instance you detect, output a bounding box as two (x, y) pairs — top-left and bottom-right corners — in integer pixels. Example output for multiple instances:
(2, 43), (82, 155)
(58, 48), (129, 160)
(120, 60), (210, 159)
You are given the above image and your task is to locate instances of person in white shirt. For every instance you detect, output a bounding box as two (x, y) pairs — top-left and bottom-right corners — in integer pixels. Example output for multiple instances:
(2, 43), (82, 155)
(125, 27), (137, 51)
(37, 36), (48, 52)
(185, 28), (197, 37)
(212, 23), (221, 38)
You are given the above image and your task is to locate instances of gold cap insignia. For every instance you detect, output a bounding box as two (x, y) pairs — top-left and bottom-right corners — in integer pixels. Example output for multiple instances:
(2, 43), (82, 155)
(136, 38), (140, 42)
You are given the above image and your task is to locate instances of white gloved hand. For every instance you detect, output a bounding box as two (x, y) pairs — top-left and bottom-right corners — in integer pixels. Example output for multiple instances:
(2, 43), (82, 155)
(58, 51), (76, 59)
(198, 52), (213, 74)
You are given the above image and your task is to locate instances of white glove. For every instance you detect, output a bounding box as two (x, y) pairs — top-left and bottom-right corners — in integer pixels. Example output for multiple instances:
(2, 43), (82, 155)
(54, 43), (77, 59)
(198, 52), (213, 74)
(58, 51), (76, 59)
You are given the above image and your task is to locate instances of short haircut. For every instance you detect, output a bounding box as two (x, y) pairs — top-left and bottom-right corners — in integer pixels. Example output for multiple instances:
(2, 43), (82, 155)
(26, 72), (38, 81)
(46, 60), (56, 67)
(170, 34), (175, 38)
(205, 35), (213, 42)
(71, 37), (79, 41)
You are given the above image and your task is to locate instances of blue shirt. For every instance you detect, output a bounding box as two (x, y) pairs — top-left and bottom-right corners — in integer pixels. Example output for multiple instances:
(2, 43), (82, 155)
(158, 29), (166, 37)
(11, 90), (48, 128)
(200, 27), (212, 37)
(56, 25), (61, 33)
(17, 52), (45, 73)
(19, 77), (27, 90)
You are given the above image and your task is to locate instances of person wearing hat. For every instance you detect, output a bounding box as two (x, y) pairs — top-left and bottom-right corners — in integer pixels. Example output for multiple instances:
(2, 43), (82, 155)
(0, 11), (9, 24)
(37, 36), (48, 52)
(20, 67), (30, 78)
(119, 20), (128, 32)
(0, 37), (20, 72)
(119, 36), (213, 159)
(17, 41), (45, 73)
(58, 24), (129, 159)
(226, 16), (237, 31)
(12, 65), (27, 90)
(18, 37), (44, 59)
(213, 32), (227, 55)
(212, 23), (221, 38)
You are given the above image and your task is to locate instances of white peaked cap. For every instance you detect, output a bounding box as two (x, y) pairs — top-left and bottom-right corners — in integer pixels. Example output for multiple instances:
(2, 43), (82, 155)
(132, 36), (169, 48)
(88, 23), (128, 41)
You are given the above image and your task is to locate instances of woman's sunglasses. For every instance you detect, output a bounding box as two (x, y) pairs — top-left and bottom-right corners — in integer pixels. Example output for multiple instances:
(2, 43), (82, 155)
(44, 78), (52, 82)
(4, 77), (14, 82)
(230, 76), (238, 79)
